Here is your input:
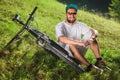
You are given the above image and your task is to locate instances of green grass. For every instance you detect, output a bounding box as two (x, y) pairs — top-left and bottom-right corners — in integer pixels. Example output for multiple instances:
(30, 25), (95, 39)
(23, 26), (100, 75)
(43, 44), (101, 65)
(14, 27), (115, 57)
(0, 0), (120, 80)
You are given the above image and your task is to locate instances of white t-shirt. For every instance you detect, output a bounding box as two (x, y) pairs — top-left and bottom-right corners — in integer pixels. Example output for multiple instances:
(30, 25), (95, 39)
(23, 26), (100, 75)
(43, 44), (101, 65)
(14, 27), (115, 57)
(55, 21), (93, 57)
(56, 21), (92, 43)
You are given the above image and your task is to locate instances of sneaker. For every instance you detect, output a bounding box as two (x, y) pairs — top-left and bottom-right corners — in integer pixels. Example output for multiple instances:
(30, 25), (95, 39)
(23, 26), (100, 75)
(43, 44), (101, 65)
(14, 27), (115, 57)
(85, 64), (103, 73)
(95, 60), (107, 68)
(95, 60), (112, 71)
(85, 64), (92, 72)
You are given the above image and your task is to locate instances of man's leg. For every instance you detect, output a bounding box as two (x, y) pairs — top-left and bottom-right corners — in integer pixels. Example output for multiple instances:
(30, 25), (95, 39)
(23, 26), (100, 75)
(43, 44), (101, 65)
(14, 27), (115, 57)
(88, 39), (102, 58)
(69, 44), (89, 66)
(69, 44), (103, 71)
(88, 39), (110, 69)
(69, 44), (104, 71)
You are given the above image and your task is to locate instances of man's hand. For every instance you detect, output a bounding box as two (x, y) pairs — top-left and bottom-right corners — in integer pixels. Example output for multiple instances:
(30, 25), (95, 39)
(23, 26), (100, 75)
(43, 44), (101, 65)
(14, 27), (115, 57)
(77, 41), (88, 47)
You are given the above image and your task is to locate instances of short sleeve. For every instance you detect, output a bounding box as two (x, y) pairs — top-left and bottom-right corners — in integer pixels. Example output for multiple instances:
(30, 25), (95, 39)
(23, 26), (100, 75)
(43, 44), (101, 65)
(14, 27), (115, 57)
(55, 22), (64, 40)
(80, 22), (92, 41)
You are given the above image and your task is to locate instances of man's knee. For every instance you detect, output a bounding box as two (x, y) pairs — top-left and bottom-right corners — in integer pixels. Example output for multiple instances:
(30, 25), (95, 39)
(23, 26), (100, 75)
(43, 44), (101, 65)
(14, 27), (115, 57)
(69, 44), (77, 52)
(88, 39), (98, 45)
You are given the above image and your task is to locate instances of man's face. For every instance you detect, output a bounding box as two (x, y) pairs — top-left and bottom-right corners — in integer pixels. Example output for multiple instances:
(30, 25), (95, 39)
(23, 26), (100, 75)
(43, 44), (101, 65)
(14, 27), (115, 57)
(66, 9), (77, 23)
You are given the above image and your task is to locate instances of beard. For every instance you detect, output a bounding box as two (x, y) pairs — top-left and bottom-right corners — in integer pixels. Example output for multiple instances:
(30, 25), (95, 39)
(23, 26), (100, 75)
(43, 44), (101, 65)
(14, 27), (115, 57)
(67, 18), (76, 23)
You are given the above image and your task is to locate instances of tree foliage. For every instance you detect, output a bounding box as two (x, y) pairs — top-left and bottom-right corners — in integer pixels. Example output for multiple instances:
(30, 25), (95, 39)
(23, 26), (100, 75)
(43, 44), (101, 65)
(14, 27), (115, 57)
(109, 0), (120, 20)
(58, 0), (111, 13)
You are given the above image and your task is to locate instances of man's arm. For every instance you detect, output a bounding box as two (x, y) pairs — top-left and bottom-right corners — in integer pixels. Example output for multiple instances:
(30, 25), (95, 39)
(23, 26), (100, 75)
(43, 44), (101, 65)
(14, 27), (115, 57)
(58, 36), (86, 47)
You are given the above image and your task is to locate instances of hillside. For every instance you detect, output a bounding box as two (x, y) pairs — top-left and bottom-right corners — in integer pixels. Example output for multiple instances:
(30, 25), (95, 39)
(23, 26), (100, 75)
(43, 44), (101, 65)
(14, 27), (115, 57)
(0, 0), (120, 80)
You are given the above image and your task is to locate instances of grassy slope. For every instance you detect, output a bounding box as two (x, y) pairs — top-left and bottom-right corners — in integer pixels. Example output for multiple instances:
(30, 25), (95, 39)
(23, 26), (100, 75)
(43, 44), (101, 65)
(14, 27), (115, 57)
(0, 0), (120, 80)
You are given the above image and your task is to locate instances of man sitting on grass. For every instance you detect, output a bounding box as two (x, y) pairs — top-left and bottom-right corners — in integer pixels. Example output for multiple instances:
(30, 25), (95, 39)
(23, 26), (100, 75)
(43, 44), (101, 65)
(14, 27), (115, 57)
(55, 4), (109, 71)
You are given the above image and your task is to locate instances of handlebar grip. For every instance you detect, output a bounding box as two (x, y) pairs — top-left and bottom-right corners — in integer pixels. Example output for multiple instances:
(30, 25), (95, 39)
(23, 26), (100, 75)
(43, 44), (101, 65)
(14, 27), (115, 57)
(12, 14), (20, 21)
(25, 6), (38, 26)
(30, 6), (38, 16)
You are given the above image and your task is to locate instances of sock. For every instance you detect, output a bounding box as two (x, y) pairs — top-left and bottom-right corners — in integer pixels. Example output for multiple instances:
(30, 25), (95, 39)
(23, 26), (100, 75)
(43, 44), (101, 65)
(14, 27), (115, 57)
(97, 57), (102, 61)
